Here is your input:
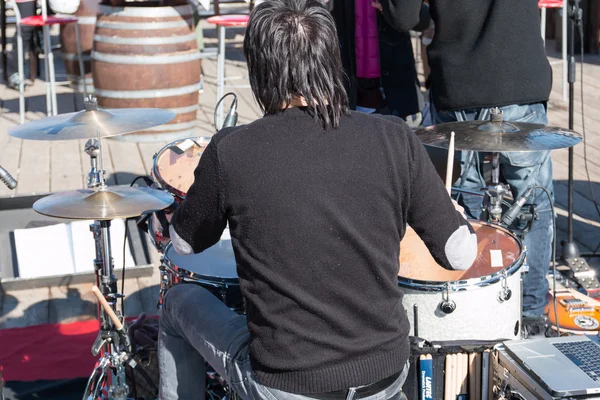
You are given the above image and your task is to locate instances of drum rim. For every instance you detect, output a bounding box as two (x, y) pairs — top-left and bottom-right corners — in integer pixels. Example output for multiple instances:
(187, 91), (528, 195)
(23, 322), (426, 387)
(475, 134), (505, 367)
(397, 221), (524, 292)
(152, 136), (213, 199)
(162, 242), (240, 283)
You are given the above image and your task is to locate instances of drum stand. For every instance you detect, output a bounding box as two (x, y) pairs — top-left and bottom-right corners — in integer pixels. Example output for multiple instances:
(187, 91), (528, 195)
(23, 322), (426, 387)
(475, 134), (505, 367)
(82, 138), (135, 400)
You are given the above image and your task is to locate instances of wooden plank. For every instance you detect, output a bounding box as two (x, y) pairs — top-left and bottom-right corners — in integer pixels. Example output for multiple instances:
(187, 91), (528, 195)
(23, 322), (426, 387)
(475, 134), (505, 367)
(50, 140), (84, 192)
(137, 142), (168, 177)
(106, 140), (146, 186)
(47, 282), (97, 324)
(0, 286), (51, 329)
(15, 138), (50, 196)
(122, 276), (145, 319)
(0, 119), (22, 199)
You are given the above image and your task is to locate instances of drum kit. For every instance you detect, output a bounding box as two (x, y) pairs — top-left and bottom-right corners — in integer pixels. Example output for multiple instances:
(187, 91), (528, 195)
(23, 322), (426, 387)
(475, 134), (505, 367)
(6, 96), (583, 399)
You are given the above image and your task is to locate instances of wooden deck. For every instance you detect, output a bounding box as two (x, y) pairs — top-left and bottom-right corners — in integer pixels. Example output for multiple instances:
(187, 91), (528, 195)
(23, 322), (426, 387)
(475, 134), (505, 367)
(0, 29), (599, 329)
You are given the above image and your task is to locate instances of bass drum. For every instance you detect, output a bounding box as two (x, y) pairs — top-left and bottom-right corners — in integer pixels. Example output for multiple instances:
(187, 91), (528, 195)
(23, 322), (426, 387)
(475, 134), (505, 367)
(398, 221), (524, 342)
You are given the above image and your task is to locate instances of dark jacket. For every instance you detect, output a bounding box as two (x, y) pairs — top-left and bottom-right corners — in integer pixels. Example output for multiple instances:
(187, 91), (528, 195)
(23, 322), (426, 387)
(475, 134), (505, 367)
(331, 0), (430, 118)
(379, 0), (552, 111)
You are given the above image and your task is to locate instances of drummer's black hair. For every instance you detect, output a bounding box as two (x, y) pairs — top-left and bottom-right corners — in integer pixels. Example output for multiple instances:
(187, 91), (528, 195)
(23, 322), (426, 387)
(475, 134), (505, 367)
(243, 0), (349, 129)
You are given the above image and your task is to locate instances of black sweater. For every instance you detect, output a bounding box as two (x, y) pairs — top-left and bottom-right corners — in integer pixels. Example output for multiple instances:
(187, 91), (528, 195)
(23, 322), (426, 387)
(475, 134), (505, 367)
(381, 0), (552, 111)
(171, 108), (476, 393)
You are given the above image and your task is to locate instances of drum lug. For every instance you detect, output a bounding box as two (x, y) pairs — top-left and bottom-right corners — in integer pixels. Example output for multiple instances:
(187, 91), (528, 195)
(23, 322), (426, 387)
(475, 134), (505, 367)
(158, 263), (170, 309)
(498, 272), (512, 302)
(521, 246), (529, 274)
(439, 284), (456, 314)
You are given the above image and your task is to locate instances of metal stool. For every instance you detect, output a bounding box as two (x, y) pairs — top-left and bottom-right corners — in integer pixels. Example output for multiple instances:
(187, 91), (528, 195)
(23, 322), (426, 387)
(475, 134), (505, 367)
(11, 0), (85, 123)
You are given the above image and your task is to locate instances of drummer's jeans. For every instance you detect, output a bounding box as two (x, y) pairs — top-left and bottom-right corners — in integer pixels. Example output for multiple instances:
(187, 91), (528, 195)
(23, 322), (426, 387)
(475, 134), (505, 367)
(158, 283), (410, 400)
(429, 102), (554, 318)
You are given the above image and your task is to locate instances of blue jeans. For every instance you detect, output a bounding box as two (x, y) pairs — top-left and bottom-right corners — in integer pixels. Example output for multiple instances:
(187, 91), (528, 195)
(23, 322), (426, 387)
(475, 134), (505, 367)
(159, 283), (410, 400)
(429, 102), (554, 317)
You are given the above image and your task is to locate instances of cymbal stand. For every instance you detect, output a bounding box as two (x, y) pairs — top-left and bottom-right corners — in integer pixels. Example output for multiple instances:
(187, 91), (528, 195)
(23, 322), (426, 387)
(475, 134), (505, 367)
(482, 152), (510, 223)
(83, 220), (132, 400)
(82, 120), (134, 400)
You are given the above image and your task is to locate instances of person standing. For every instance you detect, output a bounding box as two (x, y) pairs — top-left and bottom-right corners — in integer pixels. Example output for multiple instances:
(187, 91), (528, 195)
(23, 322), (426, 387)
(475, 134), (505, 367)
(330, 0), (430, 125)
(378, 0), (553, 323)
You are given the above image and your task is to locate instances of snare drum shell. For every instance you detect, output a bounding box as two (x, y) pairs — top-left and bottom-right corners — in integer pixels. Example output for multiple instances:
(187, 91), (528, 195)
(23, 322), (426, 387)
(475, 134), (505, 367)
(399, 269), (522, 342)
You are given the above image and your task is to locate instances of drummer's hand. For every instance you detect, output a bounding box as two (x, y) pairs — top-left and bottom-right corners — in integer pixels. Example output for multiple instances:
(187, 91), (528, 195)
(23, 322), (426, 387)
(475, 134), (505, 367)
(164, 201), (180, 224)
(370, 1), (383, 11)
(452, 199), (466, 216)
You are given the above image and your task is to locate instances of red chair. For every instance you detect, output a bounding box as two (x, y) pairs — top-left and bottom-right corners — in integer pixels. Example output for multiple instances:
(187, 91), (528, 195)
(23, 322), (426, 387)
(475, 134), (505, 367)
(10, 0), (86, 123)
(539, 0), (566, 101)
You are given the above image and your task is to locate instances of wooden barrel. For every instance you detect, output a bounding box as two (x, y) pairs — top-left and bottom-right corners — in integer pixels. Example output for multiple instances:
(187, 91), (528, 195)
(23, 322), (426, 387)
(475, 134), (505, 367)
(92, 3), (201, 142)
(59, 0), (99, 93)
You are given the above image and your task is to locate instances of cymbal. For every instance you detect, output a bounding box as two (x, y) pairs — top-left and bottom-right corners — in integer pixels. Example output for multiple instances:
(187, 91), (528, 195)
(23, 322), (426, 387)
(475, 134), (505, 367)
(33, 187), (174, 220)
(9, 108), (176, 141)
(415, 120), (582, 152)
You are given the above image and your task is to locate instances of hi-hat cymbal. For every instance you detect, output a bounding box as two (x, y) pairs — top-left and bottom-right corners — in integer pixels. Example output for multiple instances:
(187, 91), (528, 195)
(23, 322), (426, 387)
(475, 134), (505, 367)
(33, 187), (174, 220)
(415, 120), (582, 152)
(9, 107), (176, 141)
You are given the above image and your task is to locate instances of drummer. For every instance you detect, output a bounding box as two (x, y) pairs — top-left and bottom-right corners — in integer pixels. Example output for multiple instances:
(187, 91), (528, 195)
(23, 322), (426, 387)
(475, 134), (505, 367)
(377, 0), (554, 327)
(159, 1), (477, 399)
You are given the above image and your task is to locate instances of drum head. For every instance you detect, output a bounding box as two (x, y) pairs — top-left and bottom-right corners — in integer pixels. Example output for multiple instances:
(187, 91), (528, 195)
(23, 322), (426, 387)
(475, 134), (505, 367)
(153, 137), (211, 197)
(165, 239), (238, 281)
(398, 220), (521, 283)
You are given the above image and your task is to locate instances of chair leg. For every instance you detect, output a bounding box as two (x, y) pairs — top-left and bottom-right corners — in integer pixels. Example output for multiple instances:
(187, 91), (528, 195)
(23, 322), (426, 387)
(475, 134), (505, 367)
(16, 24), (25, 124)
(540, 7), (546, 43)
(74, 24), (87, 99)
(216, 24), (226, 129)
(45, 26), (58, 116)
(42, 26), (52, 116)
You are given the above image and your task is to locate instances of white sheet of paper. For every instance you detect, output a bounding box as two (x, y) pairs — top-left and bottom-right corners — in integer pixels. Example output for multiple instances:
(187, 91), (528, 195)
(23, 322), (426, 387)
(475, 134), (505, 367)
(14, 219), (136, 279)
(490, 249), (504, 268)
(14, 223), (75, 279)
(71, 219), (135, 273)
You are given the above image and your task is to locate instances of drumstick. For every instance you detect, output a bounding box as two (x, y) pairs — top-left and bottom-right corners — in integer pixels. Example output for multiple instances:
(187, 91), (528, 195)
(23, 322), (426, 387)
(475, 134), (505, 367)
(445, 131), (456, 195)
(444, 354), (453, 400)
(91, 285), (124, 330)
(468, 353), (476, 398)
(459, 353), (468, 395)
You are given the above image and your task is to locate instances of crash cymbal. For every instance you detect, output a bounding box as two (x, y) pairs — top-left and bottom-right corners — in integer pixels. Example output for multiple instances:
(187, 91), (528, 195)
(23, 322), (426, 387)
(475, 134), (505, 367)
(415, 120), (582, 152)
(9, 97), (176, 141)
(33, 186), (174, 220)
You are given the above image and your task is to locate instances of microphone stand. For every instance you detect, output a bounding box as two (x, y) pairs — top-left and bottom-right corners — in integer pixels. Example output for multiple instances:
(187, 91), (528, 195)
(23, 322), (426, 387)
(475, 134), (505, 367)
(561, 0), (583, 261)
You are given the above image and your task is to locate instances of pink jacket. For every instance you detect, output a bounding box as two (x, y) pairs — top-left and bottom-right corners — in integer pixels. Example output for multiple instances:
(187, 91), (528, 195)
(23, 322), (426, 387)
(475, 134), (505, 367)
(354, 0), (380, 79)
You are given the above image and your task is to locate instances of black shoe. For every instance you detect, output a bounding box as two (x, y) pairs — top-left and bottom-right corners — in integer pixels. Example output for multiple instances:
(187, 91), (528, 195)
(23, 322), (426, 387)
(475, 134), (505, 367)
(522, 315), (549, 338)
(7, 73), (22, 90)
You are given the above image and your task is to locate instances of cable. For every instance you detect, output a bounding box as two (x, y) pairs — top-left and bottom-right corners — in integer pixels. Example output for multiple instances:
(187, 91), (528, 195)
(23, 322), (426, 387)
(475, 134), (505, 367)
(528, 185), (558, 336)
(213, 92), (237, 131)
(119, 176), (153, 318)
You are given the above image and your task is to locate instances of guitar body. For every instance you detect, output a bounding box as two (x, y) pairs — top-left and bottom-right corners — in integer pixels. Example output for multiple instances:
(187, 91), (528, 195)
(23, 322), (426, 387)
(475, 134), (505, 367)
(545, 285), (600, 334)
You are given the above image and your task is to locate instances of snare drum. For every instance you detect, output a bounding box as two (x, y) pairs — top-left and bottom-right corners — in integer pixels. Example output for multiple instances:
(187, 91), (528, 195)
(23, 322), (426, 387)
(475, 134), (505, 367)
(148, 137), (212, 252)
(152, 137), (212, 199)
(159, 235), (244, 313)
(398, 221), (524, 342)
